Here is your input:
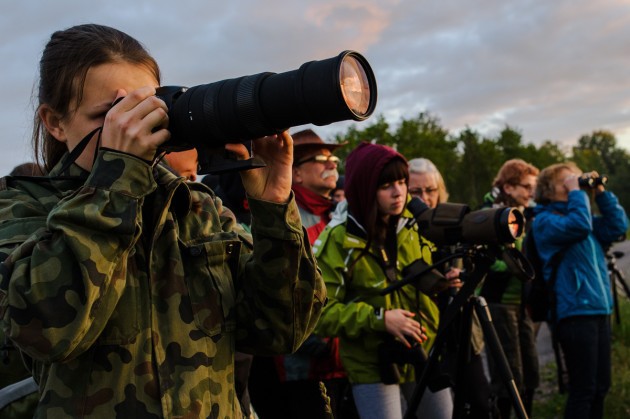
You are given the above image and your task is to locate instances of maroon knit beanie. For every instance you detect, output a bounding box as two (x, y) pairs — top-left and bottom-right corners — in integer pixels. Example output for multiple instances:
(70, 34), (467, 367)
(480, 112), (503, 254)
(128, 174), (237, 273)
(344, 142), (407, 226)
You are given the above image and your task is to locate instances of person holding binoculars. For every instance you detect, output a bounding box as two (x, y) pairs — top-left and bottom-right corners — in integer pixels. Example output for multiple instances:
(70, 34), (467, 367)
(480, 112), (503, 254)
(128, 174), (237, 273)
(532, 162), (627, 419)
(0, 24), (326, 418)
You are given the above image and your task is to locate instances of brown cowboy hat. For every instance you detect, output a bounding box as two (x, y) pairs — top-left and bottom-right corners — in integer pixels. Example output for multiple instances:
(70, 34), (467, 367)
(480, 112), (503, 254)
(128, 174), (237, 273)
(292, 129), (346, 164)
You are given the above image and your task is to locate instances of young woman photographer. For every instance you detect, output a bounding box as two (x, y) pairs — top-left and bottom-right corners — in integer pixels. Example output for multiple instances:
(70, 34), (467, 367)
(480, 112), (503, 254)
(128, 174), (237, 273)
(313, 142), (449, 419)
(0, 24), (325, 418)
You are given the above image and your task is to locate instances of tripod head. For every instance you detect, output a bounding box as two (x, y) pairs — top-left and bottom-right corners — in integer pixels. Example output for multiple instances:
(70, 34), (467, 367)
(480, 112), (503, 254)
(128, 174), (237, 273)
(381, 241), (533, 298)
(403, 246), (532, 419)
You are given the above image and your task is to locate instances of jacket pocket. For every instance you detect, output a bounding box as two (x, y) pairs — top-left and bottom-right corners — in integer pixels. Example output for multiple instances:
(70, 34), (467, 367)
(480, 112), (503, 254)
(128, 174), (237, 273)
(571, 266), (603, 311)
(181, 236), (240, 336)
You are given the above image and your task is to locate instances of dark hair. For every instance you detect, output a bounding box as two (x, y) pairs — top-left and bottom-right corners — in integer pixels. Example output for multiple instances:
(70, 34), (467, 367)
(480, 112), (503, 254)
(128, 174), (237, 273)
(378, 158), (409, 188)
(366, 158), (409, 244)
(346, 157), (408, 275)
(34, 24), (161, 171)
(9, 162), (45, 176)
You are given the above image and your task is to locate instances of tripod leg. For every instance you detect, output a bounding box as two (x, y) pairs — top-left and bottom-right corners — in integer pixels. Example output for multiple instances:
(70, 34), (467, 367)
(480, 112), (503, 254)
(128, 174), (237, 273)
(472, 297), (529, 419)
(452, 299), (474, 418)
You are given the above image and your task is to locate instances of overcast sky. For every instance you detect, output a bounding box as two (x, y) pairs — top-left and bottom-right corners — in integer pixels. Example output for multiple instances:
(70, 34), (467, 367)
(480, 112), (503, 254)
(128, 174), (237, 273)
(1, 0), (629, 175)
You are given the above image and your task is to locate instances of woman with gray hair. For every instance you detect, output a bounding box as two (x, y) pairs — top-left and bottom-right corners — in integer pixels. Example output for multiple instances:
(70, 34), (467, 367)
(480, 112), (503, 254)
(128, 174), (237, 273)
(407, 158), (449, 207)
(407, 156), (495, 417)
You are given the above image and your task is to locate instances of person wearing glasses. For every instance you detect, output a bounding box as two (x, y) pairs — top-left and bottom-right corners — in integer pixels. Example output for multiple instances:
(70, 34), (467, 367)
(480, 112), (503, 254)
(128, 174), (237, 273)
(408, 157), (496, 418)
(290, 129), (345, 243)
(479, 158), (541, 418)
(249, 129), (356, 418)
(408, 158), (449, 208)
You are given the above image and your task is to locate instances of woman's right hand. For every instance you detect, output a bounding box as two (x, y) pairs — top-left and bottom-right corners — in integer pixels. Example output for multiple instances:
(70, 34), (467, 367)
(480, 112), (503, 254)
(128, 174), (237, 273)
(101, 87), (171, 161)
(563, 172), (580, 192)
(384, 309), (427, 348)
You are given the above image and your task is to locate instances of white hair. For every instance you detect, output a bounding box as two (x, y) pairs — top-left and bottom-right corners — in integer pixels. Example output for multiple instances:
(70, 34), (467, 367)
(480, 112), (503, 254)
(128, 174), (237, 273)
(407, 157), (449, 203)
(408, 157), (439, 175)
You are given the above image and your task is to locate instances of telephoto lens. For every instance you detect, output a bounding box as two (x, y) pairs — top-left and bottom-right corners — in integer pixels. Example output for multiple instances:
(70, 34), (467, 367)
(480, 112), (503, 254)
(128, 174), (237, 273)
(155, 50), (378, 173)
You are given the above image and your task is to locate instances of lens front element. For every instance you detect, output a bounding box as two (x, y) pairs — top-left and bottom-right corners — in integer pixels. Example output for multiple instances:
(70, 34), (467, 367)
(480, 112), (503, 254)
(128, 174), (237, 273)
(340, 55), (371, 116)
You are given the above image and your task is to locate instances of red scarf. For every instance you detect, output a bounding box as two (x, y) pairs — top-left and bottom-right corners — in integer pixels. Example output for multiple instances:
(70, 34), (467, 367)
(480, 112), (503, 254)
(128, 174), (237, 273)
(292, 184), (332, 243)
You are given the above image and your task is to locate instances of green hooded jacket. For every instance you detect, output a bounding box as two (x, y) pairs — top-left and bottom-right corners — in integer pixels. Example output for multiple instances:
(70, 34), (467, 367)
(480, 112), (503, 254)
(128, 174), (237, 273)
(0, 150), (325, 418)
(312, 201), (440, 384)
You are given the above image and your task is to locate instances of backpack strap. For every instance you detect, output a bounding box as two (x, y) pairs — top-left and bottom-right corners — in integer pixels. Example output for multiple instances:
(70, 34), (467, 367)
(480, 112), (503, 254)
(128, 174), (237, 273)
(0, 377), (38, 410)
(528, 226), (570, 393)
(546, 247), (566, 324)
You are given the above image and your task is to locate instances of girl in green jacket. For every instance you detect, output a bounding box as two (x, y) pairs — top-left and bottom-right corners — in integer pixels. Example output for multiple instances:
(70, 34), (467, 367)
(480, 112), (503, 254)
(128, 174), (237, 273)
(313, 142), (443, 419)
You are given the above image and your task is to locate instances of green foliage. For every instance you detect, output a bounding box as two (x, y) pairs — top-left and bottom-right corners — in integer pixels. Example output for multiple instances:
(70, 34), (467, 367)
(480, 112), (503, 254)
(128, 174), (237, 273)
(329, 113), (630, 212)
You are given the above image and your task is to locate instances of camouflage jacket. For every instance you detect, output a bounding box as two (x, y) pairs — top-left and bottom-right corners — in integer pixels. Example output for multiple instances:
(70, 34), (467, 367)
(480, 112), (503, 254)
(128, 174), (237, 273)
(0, 150), (325, 418)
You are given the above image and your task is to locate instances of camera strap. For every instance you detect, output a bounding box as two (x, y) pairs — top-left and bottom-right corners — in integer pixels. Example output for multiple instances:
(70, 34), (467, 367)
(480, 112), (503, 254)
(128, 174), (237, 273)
(57, 126), (103, 175)
(381, 222), (398, 284)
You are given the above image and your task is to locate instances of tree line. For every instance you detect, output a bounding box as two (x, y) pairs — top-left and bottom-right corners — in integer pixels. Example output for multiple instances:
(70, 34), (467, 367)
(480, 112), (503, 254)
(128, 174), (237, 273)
(330, 112), (630, 212)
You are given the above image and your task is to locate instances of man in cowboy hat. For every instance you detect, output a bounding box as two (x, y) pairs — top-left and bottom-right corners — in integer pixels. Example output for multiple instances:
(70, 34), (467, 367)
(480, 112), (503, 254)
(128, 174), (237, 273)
(291, 129), (345, 243)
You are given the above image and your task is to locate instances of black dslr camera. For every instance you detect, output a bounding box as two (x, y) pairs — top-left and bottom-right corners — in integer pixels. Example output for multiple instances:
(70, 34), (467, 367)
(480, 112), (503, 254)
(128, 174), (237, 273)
(377, 334), (428, 384)
(578, 173), (608, 189)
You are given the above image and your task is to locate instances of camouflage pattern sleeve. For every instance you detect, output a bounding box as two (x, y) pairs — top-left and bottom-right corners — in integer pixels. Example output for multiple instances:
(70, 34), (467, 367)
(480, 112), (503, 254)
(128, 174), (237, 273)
(231, 192), (326, 354)
(0, 149), (326, 417)
(0, 150), (156, 362)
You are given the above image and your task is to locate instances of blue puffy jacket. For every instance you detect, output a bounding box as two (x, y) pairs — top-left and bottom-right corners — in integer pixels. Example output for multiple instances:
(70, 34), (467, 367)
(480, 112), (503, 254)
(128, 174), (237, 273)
(532, 190), (628, 321)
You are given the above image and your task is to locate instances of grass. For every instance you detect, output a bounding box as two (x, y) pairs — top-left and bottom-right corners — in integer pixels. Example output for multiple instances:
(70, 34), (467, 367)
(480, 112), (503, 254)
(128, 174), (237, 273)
(532, 296), (630, 418)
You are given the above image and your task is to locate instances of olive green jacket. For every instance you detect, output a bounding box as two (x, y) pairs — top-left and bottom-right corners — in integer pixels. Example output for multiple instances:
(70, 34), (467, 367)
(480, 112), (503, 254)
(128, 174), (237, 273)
(0, 150), (325, 418)
(313, 202), (440, 384)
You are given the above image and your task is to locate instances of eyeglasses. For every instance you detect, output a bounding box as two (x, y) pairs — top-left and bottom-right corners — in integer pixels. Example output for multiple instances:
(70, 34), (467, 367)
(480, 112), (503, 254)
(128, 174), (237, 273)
(295, 155), (341, 166)
(516, 183), (535, 192)
(409, 187), (438, 196)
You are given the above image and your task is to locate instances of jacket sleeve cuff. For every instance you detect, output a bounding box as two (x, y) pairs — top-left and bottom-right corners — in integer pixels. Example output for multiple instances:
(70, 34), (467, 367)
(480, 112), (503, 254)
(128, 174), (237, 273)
(85, 150), (157, 198)
(248, 191), (304, 240)
(372, 307), (387, 332)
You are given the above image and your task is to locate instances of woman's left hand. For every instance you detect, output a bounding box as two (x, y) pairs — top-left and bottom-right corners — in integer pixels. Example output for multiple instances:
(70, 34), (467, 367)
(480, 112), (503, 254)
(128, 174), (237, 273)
(224, 131), (293, 203)
(445, 267), (463, 289)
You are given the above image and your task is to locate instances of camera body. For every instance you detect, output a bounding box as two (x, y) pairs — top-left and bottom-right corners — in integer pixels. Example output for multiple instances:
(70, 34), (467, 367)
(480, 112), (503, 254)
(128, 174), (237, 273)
(578, 173), (608, 189)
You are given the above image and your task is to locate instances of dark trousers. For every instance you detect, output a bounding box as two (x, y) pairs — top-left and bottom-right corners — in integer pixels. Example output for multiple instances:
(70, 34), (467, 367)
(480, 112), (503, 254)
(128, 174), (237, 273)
(556, 315), (611, 419)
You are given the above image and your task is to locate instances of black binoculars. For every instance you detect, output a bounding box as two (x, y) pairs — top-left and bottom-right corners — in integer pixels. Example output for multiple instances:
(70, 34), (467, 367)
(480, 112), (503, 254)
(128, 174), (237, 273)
(578, 173), (608, 188)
